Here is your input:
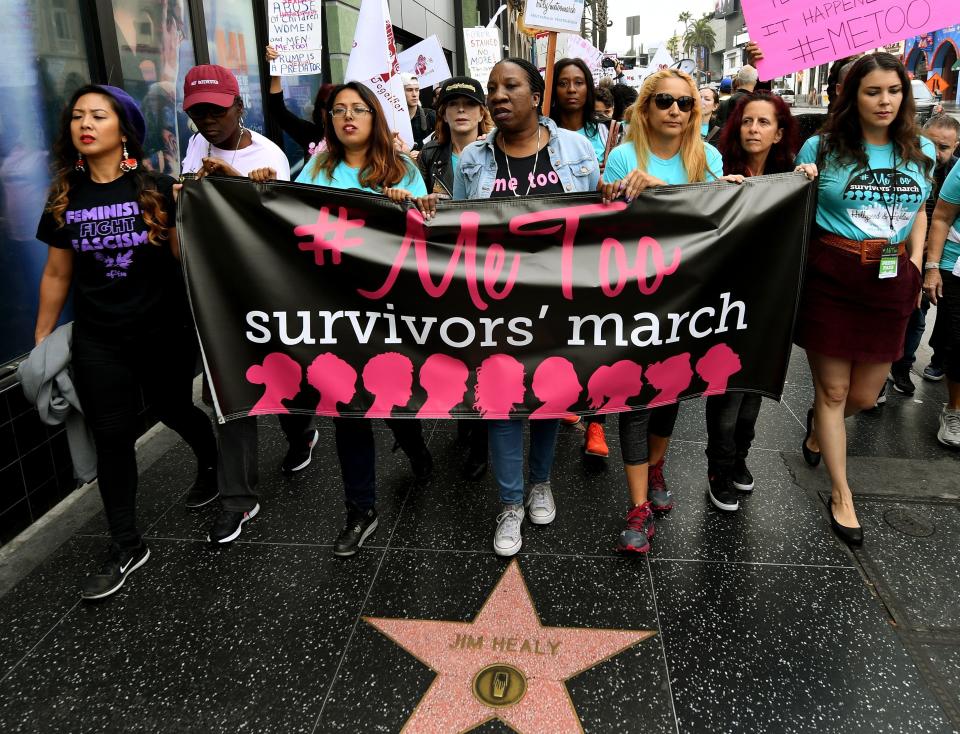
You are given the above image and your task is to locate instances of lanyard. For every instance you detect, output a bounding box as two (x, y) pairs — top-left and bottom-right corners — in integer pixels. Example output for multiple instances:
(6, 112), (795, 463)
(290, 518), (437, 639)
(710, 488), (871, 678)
(865, 159), (898, 238)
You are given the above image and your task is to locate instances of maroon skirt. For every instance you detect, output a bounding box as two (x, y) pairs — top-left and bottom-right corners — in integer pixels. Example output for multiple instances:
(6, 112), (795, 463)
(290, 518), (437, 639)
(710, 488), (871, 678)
(793, 239), (922, 363)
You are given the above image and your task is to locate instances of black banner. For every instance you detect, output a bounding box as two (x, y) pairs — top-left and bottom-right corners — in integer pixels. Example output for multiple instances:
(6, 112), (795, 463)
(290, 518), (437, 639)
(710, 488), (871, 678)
(178, 176), (815, 421)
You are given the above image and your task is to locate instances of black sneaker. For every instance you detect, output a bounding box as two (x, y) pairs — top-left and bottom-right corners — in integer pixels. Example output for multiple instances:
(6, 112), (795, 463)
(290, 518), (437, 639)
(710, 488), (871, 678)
(410, 447), (434, 485)
(208, 504), (259, 544)
(731, 461), (754, 492)
(184, 466), (218, 508)
(281, 429), (320, 475)
(707, 474), (740, 512)
(81, 542), (150, 601)
(334, 506), (378, 557)
(890, 368), (915, 395)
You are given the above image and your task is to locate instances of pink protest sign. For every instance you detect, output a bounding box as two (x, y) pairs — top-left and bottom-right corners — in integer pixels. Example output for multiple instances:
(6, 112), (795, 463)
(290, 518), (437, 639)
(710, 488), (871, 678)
(742, 0), (960, 80)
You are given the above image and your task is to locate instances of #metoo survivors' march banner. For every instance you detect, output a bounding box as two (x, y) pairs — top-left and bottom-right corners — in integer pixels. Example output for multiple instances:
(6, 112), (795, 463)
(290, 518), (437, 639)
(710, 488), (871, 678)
(178, 177), (815, 422)
(742, 0), (960, 81)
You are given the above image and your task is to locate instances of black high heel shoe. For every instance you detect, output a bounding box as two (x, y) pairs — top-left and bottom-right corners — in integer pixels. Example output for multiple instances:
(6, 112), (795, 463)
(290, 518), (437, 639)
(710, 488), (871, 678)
(829, 504), (864, 546)
(802, 408), (821, 467)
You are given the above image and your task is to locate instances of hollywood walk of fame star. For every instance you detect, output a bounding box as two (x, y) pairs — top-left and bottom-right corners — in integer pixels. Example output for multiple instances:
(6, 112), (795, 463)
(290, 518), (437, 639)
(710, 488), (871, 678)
(363, 560), (656, 733)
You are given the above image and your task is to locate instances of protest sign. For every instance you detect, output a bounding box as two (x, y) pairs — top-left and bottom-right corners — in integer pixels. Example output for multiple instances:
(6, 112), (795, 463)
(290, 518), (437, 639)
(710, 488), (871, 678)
(742, 0), (960, 81)
(464, 27), (502, 88)
(178, 176), (814, 421)
(345, 0), (413, 146)
(398, 35), (452, 88)
(523, 0), (586, 34)
(267, 0), (323, 76)
(565, 35), (603, 82)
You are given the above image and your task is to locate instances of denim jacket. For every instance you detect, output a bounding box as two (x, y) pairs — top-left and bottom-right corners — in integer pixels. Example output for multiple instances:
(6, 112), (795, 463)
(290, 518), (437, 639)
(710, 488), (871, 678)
(452, 116), (600, 200)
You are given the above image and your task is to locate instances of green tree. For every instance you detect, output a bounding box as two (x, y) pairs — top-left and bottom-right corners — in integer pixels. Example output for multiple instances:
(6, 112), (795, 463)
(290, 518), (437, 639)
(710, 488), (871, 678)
(666, 34), (681, 59)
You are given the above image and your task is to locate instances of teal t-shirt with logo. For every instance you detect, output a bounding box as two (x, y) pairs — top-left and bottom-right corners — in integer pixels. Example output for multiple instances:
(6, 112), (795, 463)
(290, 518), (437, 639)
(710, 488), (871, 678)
(795, 135), (935, 242)
(296, 156), (427, 197)
(577, 125), (607, 163)
(935, 160), (960, 272)
(602, 141), (723, 185)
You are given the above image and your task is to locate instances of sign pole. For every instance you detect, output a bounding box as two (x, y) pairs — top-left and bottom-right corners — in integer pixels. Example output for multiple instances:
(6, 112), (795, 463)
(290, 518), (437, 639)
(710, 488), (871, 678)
(541, 31), (558, 114)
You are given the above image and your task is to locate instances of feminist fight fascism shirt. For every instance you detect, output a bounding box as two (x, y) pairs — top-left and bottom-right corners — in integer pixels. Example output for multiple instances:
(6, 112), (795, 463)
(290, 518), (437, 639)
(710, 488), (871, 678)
(36, 173), (180, 335)
(489, 144), (565, 198)
(796, 135), (936, 241)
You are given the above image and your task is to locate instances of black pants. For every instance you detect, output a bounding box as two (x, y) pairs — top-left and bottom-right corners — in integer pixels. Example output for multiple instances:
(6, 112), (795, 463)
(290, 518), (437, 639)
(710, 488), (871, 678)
(216, 412), (313, 512)
(704, 392), (762, 476)
(333, 418), (427, 510)
(941, 270), (960, 383)
(72, 324), (217, 550)
(618, 404), (680, 465)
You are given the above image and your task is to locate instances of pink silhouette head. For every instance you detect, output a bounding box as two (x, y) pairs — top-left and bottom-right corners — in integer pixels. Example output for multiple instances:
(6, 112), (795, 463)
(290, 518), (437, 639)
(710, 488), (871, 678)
(418, 354), (469, 418)
(306, 353), (358, 415)
(586, 360), (643, 413)
(645, 353), (694, 406)
(531, 357), (583, 418)
(696, 343), (742, 395)
(362, 352), (415, 417)
(246, 353), (302, 415)
(474, 354), (526, 418)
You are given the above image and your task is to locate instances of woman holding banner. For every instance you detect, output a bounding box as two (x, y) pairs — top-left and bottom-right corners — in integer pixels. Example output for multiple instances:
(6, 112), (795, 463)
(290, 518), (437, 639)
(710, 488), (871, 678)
(598, 68), (727, 550)
(33, 85), (217, 599)
(452, 57), (600, 557)
(293, 81), (434, 557)
(793, 53), (934, 545)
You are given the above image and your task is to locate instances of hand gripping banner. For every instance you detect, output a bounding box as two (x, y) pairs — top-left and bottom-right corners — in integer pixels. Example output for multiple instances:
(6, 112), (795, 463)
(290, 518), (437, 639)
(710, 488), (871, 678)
(177, 176), (816, 422)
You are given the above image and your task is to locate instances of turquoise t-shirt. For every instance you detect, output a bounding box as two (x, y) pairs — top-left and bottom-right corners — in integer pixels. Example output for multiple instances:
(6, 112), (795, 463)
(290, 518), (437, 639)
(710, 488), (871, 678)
(295, 156), (427, 197)
(935, 161), (960, 272)
(577, 125), (607, 163)
(602, 141), (724, 185)
(700, 122), (709, 139)
(451, 152), (460, 173)
(796, 135), (935, 242)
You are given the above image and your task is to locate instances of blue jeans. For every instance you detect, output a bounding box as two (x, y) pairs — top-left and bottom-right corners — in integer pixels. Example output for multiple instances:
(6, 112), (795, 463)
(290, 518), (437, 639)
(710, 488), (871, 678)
(487, 419), (560, 505)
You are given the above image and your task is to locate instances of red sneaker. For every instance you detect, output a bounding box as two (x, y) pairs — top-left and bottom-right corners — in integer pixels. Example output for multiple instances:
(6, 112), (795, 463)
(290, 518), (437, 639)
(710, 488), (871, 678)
(584, 422), (609, 457)
(616, 501), (655, 553)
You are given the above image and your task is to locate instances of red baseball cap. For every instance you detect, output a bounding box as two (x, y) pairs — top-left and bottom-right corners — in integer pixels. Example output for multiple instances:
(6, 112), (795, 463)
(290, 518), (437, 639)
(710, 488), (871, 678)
(183, 64), (240, 110)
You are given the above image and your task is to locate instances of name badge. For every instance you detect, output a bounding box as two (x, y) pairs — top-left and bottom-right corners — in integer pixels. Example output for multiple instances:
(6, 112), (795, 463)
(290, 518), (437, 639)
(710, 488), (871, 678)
(878, 242), (899, 279)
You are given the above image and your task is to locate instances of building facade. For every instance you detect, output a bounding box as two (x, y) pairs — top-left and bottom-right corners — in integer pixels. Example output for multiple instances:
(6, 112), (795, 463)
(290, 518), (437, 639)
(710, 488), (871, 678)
(905, 27), (960, 105)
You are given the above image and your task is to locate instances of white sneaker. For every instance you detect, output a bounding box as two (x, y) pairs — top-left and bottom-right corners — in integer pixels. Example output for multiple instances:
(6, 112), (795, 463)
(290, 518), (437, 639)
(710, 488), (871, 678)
(494, 504), (524, 556)
(937, 406), (960, 448)
(524, 482), (556, 525)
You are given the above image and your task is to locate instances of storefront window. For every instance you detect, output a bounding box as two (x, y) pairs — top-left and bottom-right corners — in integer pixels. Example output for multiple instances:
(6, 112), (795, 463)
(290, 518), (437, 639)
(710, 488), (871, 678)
(0, 0), (89, 365)
(203, 0), (266, 134)
(112, 0), (197, 176)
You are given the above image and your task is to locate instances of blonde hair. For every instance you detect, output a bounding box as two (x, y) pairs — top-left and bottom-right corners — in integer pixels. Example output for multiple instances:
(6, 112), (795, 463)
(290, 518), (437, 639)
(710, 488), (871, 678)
(624, 69), (707, 183)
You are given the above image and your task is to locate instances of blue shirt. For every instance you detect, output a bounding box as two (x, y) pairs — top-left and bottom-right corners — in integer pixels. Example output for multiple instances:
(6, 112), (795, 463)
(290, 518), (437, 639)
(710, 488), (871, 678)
(296, 156), (427, 197)
(602, 141), (724, 185)
(577, 125), (607, 163)
(935, 160), (960, 272)
(796, 135), (935, 242)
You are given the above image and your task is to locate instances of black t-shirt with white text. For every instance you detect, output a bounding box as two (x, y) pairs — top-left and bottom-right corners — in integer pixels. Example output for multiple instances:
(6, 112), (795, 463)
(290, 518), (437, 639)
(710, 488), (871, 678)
(36, 173), (182, 336)
(490, 144), (566, 198)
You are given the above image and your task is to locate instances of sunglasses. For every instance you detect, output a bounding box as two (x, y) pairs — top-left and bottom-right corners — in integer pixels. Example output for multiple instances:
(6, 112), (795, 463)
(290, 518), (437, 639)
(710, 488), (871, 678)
(652, 93), (695, 112)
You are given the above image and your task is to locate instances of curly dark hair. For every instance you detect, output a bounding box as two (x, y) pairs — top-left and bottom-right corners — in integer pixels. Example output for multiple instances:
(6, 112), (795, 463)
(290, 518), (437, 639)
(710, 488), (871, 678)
(610, 84), (638, 122)
(717, 92), (798, 176)
(549, 57), (601, 136)
(819, 53), (932, 179)
(47, 85), (168, 246)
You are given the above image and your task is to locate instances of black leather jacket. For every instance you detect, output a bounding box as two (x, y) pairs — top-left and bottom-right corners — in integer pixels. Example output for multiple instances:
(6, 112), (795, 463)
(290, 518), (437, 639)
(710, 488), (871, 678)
(417, 139), (454, 197)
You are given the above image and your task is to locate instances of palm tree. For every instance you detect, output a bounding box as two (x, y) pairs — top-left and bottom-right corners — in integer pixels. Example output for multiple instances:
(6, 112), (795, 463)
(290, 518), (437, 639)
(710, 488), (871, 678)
(683, 16), (717, 79)
(678, 11), (692, 32)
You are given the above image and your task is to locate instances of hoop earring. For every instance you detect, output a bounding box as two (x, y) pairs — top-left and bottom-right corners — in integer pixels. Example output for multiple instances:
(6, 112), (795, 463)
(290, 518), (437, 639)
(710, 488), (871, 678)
(119, 141), (138, 172)
(74, 154), (85, 172)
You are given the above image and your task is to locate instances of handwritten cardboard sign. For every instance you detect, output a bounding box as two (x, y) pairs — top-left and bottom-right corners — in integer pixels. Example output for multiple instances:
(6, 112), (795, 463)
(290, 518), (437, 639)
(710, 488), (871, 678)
(566, 34), (603, 82)
(267, 0), (323, 76)
(398, 36), (452, 88)
(464, 27), (502, 88)
(523, 0), (586, 34)
(742, 0), (960, 81)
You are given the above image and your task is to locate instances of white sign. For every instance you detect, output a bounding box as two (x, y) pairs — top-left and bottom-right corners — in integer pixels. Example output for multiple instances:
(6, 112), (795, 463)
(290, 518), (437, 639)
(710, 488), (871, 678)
(523, 0), (585, 34)
(463, 27), (502, 89)
(345, 0), (414, 147)
(646, 44), (674, 72)
(398, 36), (452, 88)
(267, 0), (323, 76)
(565, 34), (602, 82)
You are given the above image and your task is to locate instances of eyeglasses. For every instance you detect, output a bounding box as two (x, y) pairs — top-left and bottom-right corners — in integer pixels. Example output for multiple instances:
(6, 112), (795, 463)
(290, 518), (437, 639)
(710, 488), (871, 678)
(187, 104), (231, 121)
(652, 93), (695, 112)
(331, 106), (373, 118)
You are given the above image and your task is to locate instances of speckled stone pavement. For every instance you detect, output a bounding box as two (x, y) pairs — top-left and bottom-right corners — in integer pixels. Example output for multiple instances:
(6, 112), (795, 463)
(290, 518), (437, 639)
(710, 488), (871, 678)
(0, 344), (958, 733)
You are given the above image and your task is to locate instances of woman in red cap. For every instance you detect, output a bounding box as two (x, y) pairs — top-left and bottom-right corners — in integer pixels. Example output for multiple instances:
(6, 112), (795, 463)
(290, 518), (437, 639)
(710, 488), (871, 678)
(34, 85), (217, 600)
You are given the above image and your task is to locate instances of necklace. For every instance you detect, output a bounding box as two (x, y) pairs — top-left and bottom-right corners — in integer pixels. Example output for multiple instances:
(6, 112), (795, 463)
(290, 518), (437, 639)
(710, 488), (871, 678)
(500, 126), (541, 197)
(202, 126), (247, 171)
